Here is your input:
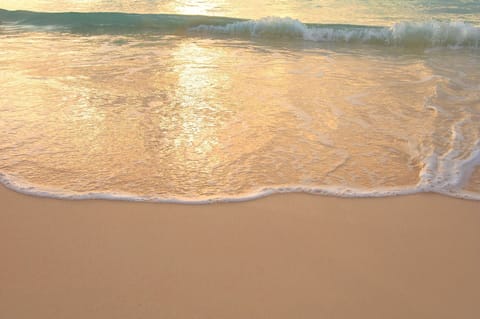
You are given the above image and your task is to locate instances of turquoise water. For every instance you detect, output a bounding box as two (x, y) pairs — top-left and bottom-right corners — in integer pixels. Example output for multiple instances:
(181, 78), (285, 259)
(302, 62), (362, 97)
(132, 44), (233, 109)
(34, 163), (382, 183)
(2, 0), (480, 25)
(0, 1), (479, 202)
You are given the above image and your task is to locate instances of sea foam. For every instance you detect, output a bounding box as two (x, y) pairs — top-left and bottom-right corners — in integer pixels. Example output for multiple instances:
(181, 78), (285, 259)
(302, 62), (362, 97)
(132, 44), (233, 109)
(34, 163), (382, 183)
(2, 169), (479, 203)
(191, 17), (480, 48)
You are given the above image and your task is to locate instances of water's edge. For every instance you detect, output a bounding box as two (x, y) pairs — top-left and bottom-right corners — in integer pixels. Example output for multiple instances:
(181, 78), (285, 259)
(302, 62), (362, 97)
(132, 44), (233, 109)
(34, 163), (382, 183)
(1, 173), (479, 204)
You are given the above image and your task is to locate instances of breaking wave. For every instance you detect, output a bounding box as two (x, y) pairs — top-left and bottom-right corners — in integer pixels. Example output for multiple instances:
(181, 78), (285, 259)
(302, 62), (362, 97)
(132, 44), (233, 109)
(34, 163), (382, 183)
(191, 17), (480, 48)
(1, 9), (479, 48)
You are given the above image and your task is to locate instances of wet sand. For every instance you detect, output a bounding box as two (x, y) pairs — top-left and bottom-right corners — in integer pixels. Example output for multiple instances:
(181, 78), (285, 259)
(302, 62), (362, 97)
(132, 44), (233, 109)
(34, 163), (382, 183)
(1, 185), (479, 319)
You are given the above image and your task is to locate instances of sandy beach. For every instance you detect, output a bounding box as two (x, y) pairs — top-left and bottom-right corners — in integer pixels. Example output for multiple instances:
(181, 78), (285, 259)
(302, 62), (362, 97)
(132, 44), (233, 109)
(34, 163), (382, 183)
(2, 1), (480, 318)
(1, 185), (479, 318)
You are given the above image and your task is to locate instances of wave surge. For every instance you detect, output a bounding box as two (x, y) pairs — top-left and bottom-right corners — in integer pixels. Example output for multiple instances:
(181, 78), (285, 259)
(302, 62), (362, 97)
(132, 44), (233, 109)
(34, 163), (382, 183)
(191, 17), (480, 48)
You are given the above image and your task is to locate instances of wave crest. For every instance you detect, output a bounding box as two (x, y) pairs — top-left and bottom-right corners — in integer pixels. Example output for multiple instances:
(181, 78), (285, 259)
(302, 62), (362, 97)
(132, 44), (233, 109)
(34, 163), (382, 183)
(190, 17), (480, 48)
(1, 10), (479, 48)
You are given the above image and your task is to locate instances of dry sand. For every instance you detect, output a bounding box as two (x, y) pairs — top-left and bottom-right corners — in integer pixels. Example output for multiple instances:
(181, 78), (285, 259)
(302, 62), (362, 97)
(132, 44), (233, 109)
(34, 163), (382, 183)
(1, 185), (479, 319)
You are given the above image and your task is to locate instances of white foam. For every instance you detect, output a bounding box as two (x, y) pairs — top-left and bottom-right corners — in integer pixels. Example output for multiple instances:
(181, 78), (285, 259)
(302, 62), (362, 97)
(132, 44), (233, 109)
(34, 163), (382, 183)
(1, 170), (479, 204)
(417, 117), (480, 199)
(190, 17), (480, 48)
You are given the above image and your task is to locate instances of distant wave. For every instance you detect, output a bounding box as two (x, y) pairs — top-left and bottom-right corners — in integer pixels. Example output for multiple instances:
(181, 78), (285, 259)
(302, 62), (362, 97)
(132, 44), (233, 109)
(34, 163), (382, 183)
(0, 9), (242, 33)
(1, 9), (479, 48)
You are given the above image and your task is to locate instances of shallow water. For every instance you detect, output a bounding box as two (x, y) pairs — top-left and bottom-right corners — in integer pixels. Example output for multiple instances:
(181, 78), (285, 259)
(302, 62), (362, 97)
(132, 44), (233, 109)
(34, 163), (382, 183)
(0, 1), (479, 202)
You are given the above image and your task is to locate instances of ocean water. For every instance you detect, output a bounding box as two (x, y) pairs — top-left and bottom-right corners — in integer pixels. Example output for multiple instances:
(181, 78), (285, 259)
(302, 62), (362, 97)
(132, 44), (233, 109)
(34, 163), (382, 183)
(0, 1), (479, 202)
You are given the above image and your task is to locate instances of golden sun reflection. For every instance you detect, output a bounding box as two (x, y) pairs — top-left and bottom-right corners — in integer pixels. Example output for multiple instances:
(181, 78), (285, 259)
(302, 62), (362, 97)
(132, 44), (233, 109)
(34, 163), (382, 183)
(174, 0), (224, 16)
(170, 41), (229, 170)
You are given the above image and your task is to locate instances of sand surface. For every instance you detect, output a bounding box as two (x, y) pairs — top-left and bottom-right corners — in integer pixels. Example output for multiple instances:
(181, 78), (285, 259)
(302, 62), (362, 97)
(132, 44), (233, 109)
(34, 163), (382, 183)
(1, 185), (479, 319)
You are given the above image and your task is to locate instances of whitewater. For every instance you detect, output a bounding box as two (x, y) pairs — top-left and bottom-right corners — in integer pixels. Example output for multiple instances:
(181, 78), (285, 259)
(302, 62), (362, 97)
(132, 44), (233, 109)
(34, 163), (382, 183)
(0, 1), (479, 202)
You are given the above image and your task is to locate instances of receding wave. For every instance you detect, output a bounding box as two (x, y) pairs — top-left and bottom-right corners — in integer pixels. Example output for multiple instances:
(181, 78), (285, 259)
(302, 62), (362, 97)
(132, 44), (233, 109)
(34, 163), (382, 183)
(1, 170), (480, 203)
(1, 9), (479, 48)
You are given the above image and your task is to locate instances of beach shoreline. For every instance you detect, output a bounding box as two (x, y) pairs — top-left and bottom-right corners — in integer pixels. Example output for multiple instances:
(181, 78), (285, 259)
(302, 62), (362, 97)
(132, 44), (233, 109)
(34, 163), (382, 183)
(1, 185), (479, 318)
